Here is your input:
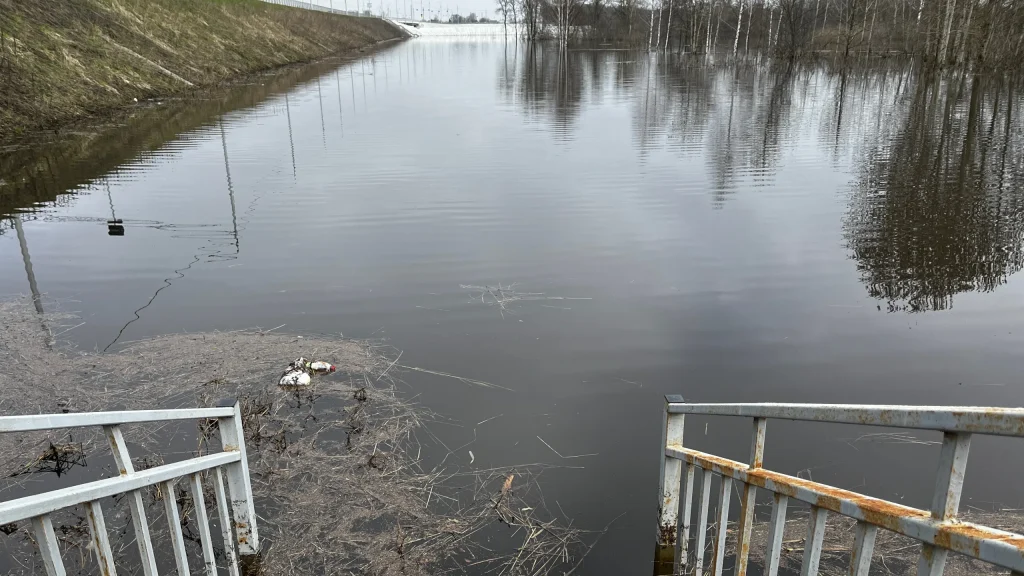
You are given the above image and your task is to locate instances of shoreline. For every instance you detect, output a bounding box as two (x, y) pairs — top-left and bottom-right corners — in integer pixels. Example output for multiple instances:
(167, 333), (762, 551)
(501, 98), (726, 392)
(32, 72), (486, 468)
(0, 0), (410, 147)
(0, 36), (404, 153)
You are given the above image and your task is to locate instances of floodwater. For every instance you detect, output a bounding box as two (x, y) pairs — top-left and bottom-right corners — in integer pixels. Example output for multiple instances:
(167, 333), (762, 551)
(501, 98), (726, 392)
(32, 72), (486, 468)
(2, 39), (1024, 574)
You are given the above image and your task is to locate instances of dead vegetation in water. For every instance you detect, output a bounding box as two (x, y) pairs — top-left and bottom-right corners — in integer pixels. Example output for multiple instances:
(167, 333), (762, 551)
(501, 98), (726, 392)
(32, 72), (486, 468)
(0, 298), (593, 575)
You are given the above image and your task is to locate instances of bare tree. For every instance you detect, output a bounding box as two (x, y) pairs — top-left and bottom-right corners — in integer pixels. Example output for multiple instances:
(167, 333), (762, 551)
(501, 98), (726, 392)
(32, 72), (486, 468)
(496, 0), (511, 35)
(778, 0), (810, 55)
(733, 0), (744, 56)
(520, 0), (542, 39)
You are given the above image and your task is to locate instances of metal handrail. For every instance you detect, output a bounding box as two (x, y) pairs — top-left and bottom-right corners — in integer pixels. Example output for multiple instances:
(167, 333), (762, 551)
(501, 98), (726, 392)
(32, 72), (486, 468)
(0, 400), (258, 576)
(0, 407), (234, 433)
(656, 396), (1024, 576)
(666, 402), (1024, 437)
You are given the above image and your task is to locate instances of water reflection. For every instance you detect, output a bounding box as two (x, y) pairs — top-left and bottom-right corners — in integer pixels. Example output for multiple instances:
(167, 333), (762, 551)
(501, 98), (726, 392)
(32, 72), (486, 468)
(0, 57), (346, 220)
(499, 43), (585, 137)
(496, 49), (1024, 310)
(845, 74), (1024, 312)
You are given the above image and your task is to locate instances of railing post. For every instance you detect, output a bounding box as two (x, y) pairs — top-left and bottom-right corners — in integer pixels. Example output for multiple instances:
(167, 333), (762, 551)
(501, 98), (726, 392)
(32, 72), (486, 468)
(849, 521), (878, 576)
(655, 395), (685, 572)
(162, 480), (191, 576)
(801, 506), (828, 576)
(217, 399), (260, 556)
(676, 462), (696, 572)
(189, 473), (218, 576)
(214, 467), (242, 576)
(31, 515), (66, 576)
(711, 476), (733, 576)
(916, 432), (971, 576)
(694, 468), (713, 576)
(104, 425), (159, 576)
(765, 492), (789, 576)
(84, 501), (116, 576)
(735, 417), (767, 576)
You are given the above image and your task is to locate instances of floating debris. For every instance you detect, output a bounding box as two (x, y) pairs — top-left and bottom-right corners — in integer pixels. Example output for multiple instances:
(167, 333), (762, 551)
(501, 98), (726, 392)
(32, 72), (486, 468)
(278, 357), (335, 386)
(308, 360), (335, 373)
(0, 297), (596, 576)
(278, 368), (311, 387)
(460, 283), (591, 318)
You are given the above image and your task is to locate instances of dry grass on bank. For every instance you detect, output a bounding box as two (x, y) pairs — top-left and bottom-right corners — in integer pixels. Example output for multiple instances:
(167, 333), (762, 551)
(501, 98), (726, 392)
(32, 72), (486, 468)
(0, 299), (592, 575)
(0, 0), (405, 141)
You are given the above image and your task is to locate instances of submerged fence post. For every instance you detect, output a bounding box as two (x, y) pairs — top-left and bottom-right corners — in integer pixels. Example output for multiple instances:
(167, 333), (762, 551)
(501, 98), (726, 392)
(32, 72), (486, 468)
(217, 399), (260, 556)
(655, 395), (685, 573)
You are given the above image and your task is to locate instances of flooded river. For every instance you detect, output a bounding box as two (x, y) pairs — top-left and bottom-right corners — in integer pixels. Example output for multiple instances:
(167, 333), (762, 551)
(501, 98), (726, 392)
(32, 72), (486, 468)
(2, 39), (1024, 573)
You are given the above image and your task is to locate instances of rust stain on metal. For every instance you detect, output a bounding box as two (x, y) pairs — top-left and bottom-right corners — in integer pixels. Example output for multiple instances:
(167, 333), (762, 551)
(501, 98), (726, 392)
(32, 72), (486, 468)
(660, 403), (1024, 574)
(87, 506), (113, 576)
(224, 444), (239, 451)
(751, 437), (765, 469)
(674, 446), (1024, 563)
(676, 448), (930, 533)
(934, 521), (1024, 557)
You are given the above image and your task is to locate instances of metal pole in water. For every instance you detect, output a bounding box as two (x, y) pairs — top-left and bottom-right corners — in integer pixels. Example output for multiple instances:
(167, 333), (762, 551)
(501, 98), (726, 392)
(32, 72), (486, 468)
(654, 395), (685, 574)
(14, 214), (43, 315)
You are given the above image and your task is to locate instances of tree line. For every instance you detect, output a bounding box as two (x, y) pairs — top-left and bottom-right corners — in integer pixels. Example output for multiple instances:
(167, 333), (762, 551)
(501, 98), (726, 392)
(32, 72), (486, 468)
(495, 0), (1024, 68)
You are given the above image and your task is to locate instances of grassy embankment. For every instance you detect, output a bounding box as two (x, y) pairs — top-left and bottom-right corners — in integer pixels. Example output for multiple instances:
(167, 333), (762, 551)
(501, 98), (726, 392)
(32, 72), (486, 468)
(0, 0), (406, 142)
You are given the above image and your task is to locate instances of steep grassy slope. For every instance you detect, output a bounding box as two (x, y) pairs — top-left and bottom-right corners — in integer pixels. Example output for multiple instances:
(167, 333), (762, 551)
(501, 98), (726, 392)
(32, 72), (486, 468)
(0, 0), (405, 140)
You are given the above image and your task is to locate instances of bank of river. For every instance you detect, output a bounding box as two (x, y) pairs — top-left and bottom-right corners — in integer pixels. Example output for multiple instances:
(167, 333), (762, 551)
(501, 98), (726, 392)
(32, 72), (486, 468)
(0, 0), (407, 143)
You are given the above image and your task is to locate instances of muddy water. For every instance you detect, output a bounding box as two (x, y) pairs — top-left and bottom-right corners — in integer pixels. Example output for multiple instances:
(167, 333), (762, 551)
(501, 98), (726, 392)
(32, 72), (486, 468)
(2, 41), (1024, 573)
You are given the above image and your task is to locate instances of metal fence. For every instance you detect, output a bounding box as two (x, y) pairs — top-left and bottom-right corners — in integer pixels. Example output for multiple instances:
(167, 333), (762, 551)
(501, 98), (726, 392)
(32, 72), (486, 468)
(0, 401), (259, 576)
(262, 0), (365, 18)
(656, 398), (1024, 576)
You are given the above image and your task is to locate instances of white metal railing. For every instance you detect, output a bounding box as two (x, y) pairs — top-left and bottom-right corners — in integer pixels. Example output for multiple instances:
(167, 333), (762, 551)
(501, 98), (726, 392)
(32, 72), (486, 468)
(261, 0), (365, 18)
(0, 400), (259, 576)
(656, 397), (1024, 576)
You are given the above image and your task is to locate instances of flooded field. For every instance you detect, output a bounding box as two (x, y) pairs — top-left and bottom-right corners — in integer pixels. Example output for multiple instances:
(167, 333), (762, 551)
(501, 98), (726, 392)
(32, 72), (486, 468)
(2, 39), (1024, 574)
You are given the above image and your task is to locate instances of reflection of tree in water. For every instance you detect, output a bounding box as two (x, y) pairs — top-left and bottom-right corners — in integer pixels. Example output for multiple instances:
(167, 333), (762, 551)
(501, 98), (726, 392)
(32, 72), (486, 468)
(845, 74), (1024, 312)
(499, 43), (586, 138)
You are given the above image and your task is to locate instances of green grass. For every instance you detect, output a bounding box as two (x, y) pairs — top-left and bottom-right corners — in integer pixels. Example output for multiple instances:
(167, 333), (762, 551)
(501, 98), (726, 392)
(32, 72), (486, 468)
(0, 0), (404, 142)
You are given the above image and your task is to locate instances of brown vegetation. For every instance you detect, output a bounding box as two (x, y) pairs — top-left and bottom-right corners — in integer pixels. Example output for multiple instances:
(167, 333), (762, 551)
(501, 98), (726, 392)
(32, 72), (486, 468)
(0, 299), (591, 575)
(0, 0), (406, 142)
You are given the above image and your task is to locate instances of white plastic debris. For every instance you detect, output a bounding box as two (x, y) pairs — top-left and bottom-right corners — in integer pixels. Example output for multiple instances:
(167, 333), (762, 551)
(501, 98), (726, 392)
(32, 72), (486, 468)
(278, 357), (334, 387)
(279, 369), (311, 387)
(308, 361), (336, 374)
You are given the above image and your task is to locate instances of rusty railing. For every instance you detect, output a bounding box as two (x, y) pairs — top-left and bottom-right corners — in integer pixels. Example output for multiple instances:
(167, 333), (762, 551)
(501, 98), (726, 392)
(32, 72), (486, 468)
(655, 397), (1024, 576)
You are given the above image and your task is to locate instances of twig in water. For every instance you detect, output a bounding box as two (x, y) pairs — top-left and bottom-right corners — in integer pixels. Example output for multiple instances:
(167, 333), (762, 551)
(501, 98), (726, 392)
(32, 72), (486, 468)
(376, 350), (402, 382)
(536, 436), (597, 459)
(398, 364), (512, 391)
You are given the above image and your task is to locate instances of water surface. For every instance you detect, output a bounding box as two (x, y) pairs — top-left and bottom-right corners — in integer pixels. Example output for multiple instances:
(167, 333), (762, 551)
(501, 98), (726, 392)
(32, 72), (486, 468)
(2, 40), (1024, 573)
